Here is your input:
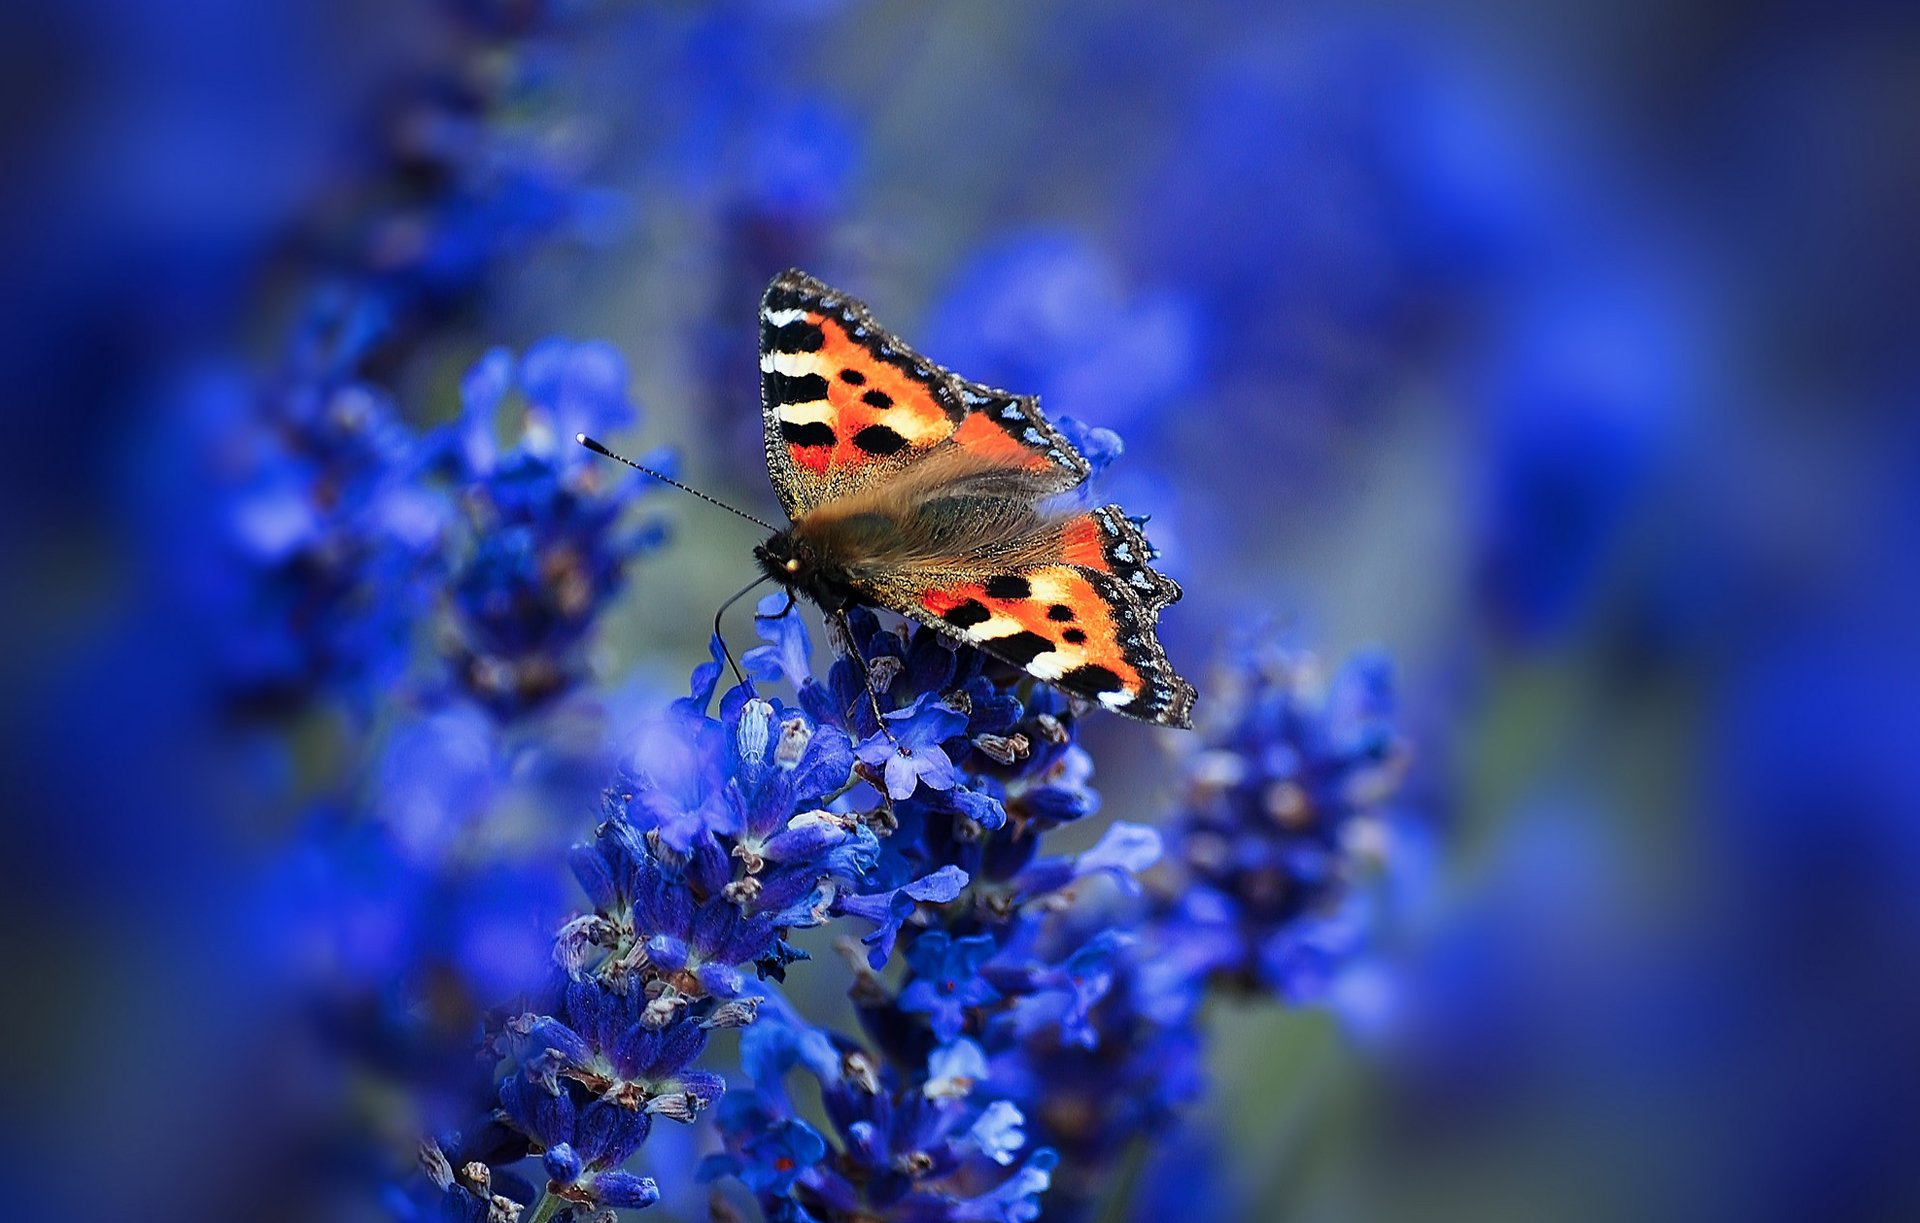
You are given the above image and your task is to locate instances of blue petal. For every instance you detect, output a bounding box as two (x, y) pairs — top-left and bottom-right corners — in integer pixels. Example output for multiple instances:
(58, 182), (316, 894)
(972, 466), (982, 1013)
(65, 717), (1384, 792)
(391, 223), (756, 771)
(967, 1100), (1027, 1165)
(1075, 820), (1163, 883)
(542, 1141), (583, 1184)
(742, 592), (813, 688)
(674, 635), (729, 717)
(741, 1012), (841, 1094)
(590, 1170), (660, 1209)
(883, 751), (918, 801)
(914, 744), (957, 792)
(951, 786), (1008, 830)
(903, 864), (969, 904)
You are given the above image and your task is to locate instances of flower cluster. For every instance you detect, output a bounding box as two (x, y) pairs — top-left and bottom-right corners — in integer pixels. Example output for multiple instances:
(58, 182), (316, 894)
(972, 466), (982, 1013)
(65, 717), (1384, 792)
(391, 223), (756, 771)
(980, 638), (1417, 1218)
(428, 339), (666, 714)
(177, 345), (434, 717)
(279, 339), (669, 1169)
(415, 505), (1437, 1223)
(1154, 642), (1411, 1002)
(698, 602), (1170, 1223)
(705, 1019), (1057, 1223)
(419, 569), (1170, 1221)
(127, 0), (648, 750)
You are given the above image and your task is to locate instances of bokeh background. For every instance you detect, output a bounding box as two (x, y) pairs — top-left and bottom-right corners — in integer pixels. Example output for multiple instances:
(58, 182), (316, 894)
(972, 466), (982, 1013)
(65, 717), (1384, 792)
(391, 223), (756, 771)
(3, 1), (1916, 1220)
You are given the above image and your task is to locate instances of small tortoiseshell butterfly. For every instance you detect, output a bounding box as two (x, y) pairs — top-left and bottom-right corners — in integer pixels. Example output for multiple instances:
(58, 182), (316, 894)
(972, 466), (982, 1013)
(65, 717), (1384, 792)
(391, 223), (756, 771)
(582, 270), (1196, 727)
(748, 270), (1195, 727)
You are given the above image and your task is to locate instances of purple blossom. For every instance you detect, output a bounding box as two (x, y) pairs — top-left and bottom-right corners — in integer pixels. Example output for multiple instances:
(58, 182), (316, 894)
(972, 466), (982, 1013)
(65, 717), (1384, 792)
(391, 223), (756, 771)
(900, 932), (1005, 1044)
(706, 1013), (1055, 1223)
(856, 695), (970, 800)
(834, 864), (971, 969)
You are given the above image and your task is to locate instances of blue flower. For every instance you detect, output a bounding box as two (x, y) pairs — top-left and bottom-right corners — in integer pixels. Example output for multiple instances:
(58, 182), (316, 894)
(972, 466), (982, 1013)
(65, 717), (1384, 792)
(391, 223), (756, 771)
(833, 864), (970, 969)
(490, 986), (711, 1213)
(621, 691), (854, 856)
(923, 230), (1200, 433)
(742, 593), (815, 690)
(949, 1150), (1059, 1223)
(856, 695), (969, 800)
(924, 1038), (992, 1100)
(518, 337), (637, 460)
(429, 339), (666, 714)
(702, 1095), (828, 1196)
(708, 1013), (1060, 1222)
(1152, 641), (1413, 997)
(966, 1100), (1028, 1166)
(900, 932), (1004, 1043)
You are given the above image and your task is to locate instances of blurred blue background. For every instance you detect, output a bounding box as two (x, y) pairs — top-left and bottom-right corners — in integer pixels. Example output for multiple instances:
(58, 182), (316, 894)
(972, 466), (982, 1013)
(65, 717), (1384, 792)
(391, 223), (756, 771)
(3, 1), (1916, 1220)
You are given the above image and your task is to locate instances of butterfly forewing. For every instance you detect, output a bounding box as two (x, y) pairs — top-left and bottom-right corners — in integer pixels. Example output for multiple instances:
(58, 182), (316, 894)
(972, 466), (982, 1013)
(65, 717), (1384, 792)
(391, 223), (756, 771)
(760, 270), (1088, 518)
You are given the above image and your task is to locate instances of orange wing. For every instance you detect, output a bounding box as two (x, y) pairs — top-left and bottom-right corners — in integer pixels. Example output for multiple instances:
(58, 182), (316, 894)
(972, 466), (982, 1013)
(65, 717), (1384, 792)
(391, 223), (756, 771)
(760, 270), (1089, 519)
(881, 507), (1195, 727)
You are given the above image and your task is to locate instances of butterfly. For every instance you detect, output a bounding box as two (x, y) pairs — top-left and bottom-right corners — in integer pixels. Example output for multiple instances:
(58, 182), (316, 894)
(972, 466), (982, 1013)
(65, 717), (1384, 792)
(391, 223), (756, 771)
(749, 269), (1195, 728)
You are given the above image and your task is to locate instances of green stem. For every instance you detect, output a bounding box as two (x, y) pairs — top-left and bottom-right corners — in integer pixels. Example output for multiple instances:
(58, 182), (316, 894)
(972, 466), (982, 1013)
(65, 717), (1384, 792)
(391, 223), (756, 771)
(1093, 1133), (1152, 1223)
(523, 1190), (563, 1223)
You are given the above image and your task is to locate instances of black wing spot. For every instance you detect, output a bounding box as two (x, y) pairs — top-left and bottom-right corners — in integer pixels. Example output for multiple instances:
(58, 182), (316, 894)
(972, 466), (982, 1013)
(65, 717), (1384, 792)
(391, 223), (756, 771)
(767, 371), (829, 404)
(852, 424), (909, 456)
(861, 389), (893, 410)
(780, 421), (836, 448)
(1061, 664), (1125, 695)
(983, 575), (1032, 600)
(1046, 603), (1075, 621)
(1062, 627), (1087, 645)
(766, 320), (825, 352)
(839, 368), (867, 385)
(942, 599), (992, 629)
(989, 631), (1055, 668)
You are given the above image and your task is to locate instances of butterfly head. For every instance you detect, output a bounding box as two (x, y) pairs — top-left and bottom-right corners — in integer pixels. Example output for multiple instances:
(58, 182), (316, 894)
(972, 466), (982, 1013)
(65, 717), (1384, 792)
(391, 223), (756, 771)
(756, 529), (856, 613)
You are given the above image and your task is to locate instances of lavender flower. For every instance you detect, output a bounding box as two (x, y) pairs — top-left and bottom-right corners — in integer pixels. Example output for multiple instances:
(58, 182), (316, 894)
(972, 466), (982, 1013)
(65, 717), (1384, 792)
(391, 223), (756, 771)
(704, 1016), (1058, 1223)
(429, 340), (666, 714)
(422, 640), (996, 1219)
(1156, 641), (1411, 1000)
(899, 932), (1004, 1044)
(856, 696), (969, 801)
(687, 602), (1178, 1221)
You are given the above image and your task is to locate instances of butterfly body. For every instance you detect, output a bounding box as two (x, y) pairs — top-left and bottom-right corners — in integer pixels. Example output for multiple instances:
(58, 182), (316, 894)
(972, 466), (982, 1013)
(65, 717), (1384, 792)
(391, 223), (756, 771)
(757, 270), (1197, 728)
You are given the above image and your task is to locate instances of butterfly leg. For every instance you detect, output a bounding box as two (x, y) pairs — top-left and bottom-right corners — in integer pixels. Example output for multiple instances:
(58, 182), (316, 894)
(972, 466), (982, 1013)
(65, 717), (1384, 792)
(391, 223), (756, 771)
(711, 574), (774, 695)
(829, 609), (897, 745)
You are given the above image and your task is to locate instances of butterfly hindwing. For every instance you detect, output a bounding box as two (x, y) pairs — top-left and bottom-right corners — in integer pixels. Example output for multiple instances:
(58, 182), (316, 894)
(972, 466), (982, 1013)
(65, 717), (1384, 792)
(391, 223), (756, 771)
(865, 507), (1194, 727)
(897, 564), (1192, 727)
(1058, 506), (1182, 615)
(761, 270), (1088, 518)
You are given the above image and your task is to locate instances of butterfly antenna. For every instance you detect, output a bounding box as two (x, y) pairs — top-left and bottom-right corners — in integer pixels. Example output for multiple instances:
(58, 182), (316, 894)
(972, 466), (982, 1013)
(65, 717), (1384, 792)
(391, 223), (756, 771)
(576, 434), (779, 532)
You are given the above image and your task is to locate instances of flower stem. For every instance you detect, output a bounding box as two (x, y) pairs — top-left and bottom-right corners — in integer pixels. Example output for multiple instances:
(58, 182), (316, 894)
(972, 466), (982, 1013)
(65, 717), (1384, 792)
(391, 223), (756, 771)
(524, 1190), (564, 1223)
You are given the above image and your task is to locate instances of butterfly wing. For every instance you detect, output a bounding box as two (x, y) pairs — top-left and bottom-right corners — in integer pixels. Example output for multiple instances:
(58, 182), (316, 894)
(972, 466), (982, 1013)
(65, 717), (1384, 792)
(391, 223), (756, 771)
(764, 268), (1196, 726)
(863, 506), (1196, 728)
(760, 269), (1089, 520)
